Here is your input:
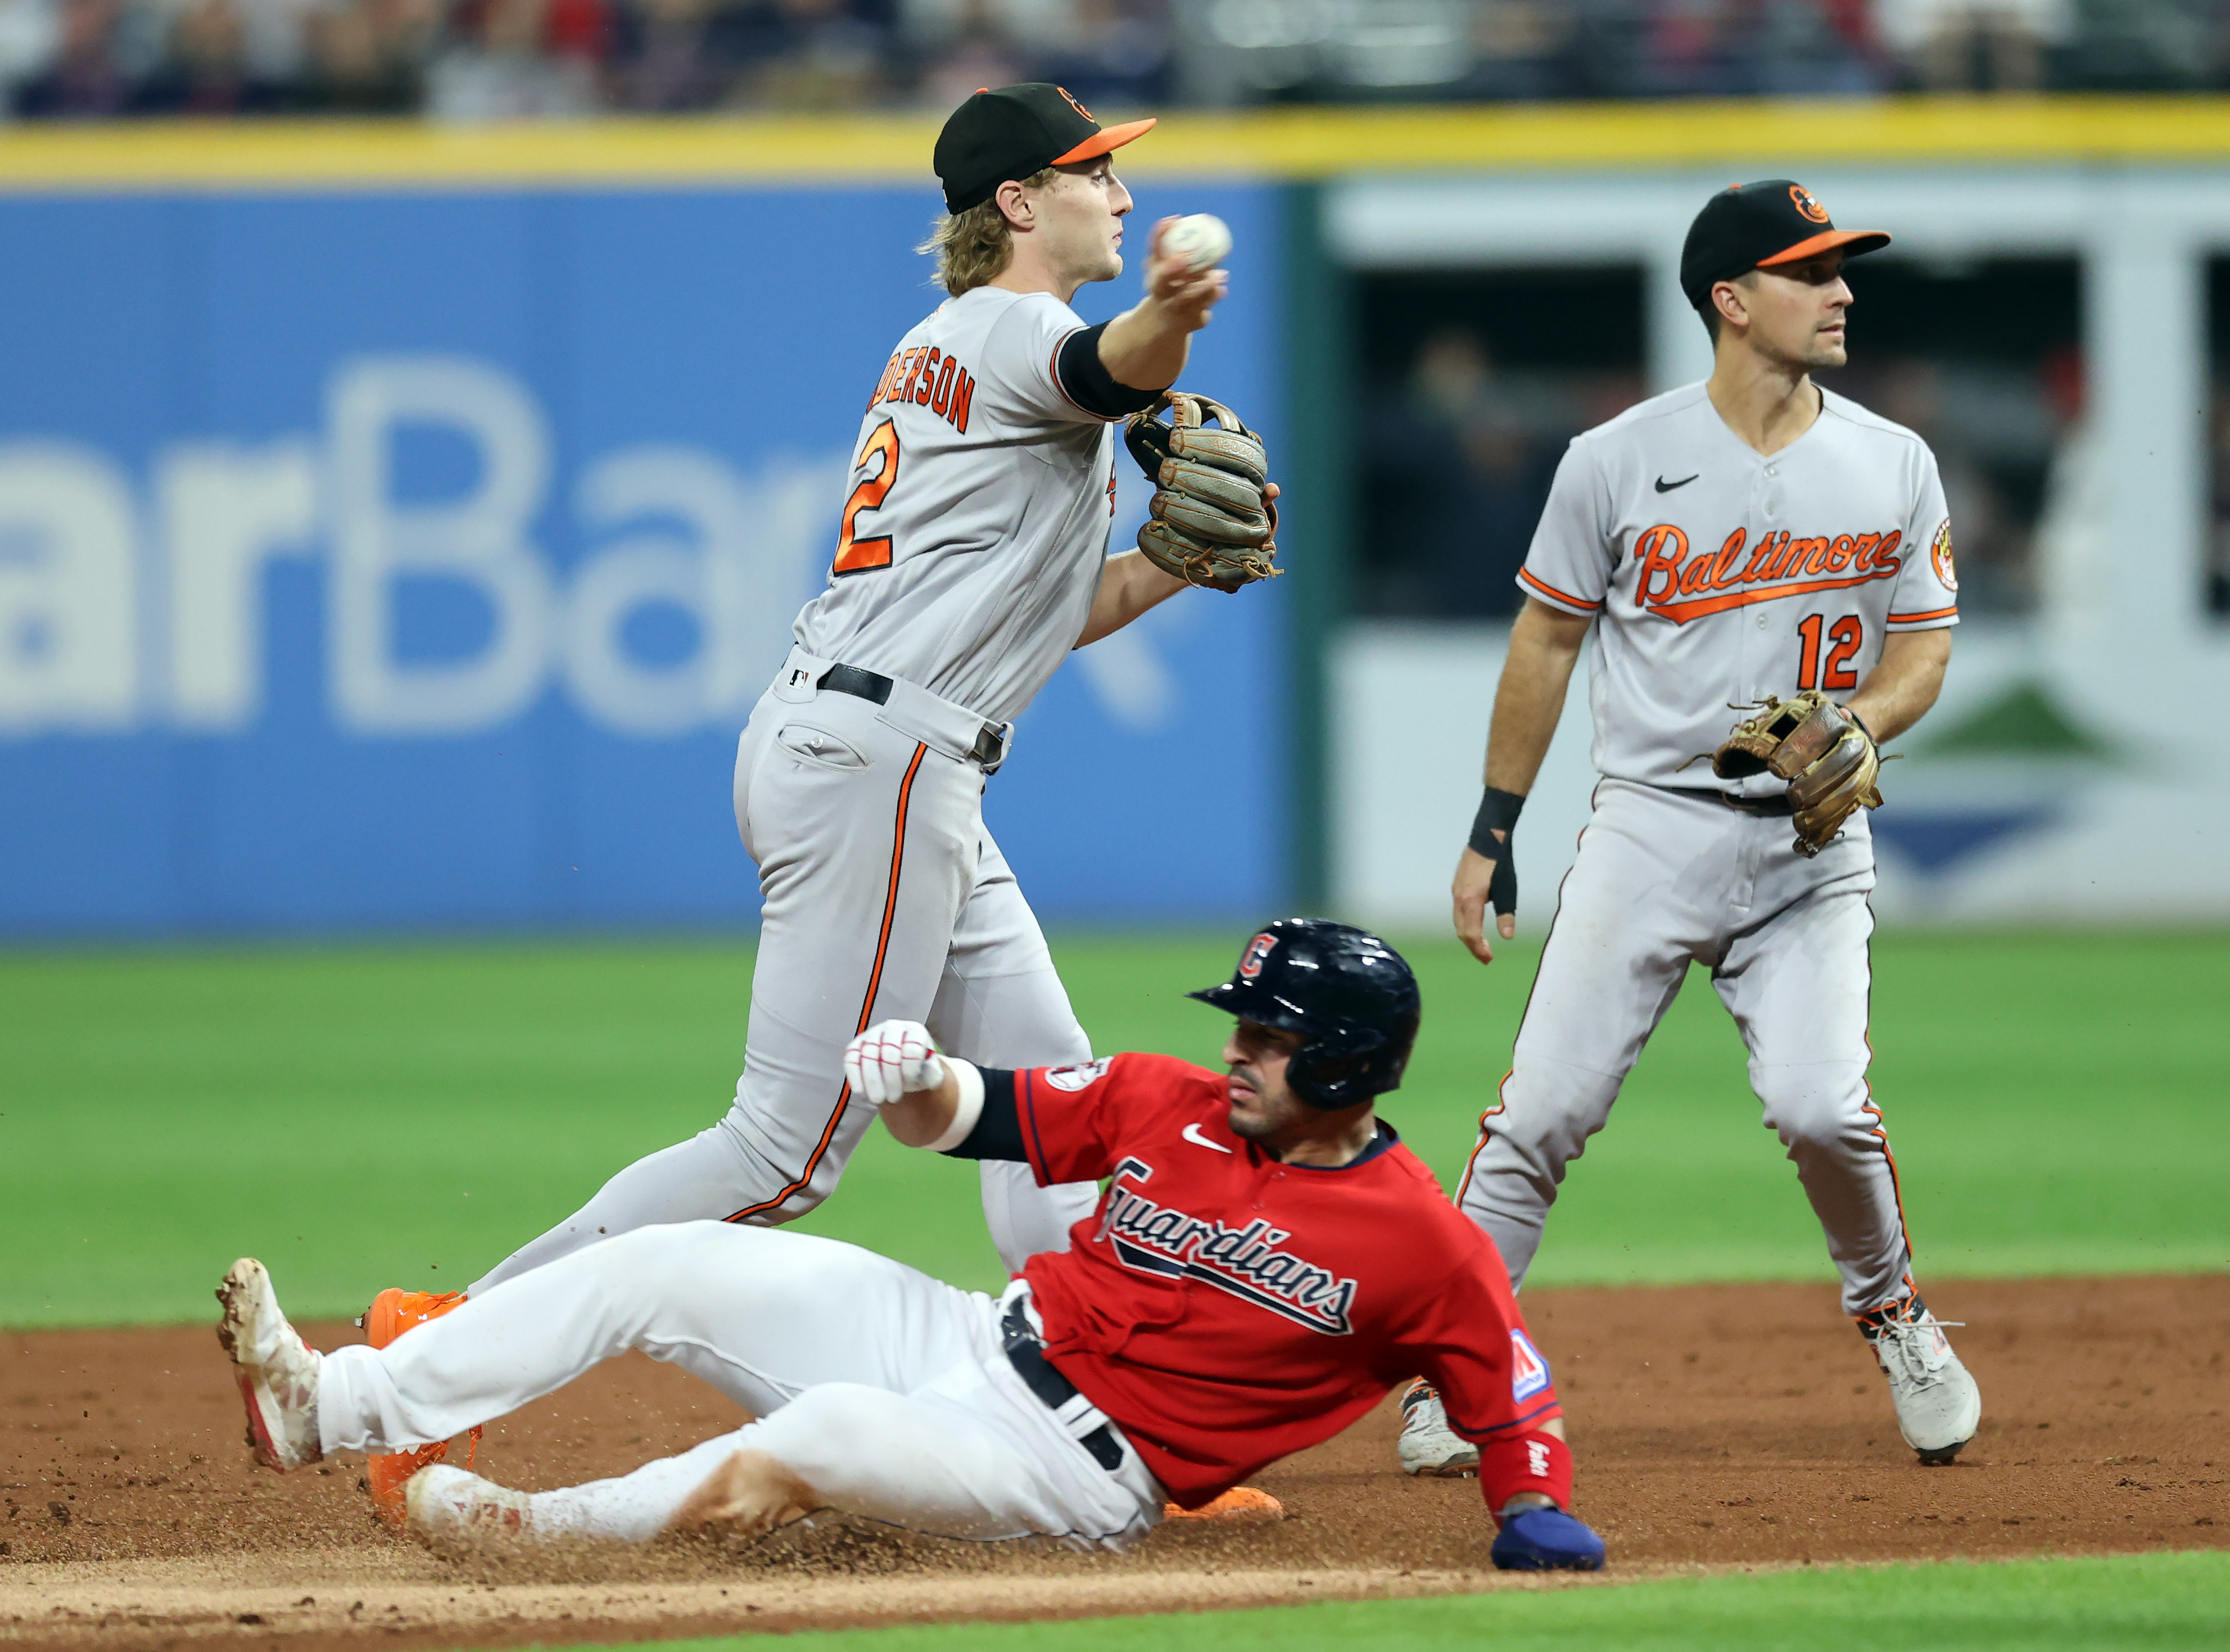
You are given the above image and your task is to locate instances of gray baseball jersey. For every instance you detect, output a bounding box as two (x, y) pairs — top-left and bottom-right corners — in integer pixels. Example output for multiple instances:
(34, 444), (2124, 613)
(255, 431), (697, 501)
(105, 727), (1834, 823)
(793, 286), (1120, 725)
(1516, 381), (1959, 798)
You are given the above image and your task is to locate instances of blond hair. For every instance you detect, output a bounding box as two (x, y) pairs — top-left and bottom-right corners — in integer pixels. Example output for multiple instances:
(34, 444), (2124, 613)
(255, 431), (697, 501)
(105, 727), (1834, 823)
(918, 168), (1056, 297)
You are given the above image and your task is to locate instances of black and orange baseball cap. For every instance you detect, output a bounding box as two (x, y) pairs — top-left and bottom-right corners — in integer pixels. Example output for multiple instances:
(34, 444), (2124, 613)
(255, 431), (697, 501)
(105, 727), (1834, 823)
(1679, 180), (1889, 310)
(934, 83), (1156, 214)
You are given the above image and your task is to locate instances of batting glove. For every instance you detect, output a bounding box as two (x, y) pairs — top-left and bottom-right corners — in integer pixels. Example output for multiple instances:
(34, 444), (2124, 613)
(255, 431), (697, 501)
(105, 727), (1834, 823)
(1490, 1506), (1605, 1572)
(844, 1020), (947, 1107)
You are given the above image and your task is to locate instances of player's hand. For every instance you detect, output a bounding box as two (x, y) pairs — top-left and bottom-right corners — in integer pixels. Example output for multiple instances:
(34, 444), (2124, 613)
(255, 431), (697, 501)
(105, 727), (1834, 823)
(843, 1020), (947, 1106)
(1451, 837), (1517, 966)
(1142, 218), (1227, 333)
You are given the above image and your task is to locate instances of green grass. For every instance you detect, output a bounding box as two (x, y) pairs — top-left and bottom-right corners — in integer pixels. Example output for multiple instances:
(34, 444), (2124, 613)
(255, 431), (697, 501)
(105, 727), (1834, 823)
(0, 929), (2224, 1327)
(588, 1553), (2230, 1652)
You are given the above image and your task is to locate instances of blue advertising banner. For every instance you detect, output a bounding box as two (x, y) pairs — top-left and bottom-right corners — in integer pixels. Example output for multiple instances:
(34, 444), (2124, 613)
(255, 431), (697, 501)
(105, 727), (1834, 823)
(0, 182), (1287, 933)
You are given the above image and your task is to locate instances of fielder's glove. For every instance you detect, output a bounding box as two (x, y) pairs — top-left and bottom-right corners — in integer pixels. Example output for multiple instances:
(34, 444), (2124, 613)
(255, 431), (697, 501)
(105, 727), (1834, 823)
(1491, 1506), (1607, 1572)
(1123, 391), (1279, 592)
(1709, 690), (1885, 858)
(842, 1020), (947, 1106)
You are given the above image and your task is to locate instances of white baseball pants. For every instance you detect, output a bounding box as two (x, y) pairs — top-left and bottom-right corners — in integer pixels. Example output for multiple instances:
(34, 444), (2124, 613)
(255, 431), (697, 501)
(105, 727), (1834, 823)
(1456, 779), (1915, 1316)
(473, 648), (1098, 1296)
(321, 1224), (1163, 1547)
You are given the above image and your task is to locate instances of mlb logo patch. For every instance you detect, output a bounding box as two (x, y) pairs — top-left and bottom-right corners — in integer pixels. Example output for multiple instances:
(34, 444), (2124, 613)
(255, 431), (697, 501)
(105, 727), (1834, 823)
(1510, 1329), (1550, 1401)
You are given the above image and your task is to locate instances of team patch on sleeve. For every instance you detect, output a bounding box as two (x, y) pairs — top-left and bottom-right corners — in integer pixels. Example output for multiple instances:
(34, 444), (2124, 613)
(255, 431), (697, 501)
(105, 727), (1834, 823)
(1510, 1329), (1550, 1401)
(1044, 1057), (1113, 1092)
(1929, 517), (1957, 592)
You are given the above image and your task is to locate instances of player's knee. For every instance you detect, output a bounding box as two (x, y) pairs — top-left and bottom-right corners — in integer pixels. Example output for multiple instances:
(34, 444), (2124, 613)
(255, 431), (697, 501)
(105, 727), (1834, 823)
(752, 1383), (913, 1478)
(1752, 1064), (1872, 1152)
(580, 1222), (756, 1293)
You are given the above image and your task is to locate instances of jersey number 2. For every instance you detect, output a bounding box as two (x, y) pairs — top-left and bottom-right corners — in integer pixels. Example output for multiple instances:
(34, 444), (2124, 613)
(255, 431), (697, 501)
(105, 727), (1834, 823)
(1795, 613), (1862, 692)
(833, 422), (900, 576)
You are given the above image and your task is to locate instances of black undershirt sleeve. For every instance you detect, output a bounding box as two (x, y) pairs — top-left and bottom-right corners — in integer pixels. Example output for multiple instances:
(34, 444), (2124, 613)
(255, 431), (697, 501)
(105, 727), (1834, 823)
(939, 1067), (1029, 1162)
(1055, 323), (1165, 419)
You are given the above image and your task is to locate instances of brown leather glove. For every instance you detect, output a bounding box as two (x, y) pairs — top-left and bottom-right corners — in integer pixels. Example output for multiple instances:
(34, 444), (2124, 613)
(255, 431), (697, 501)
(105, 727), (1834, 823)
(1710, 690), (1885, 858)
(1123, 392), (1279, 592)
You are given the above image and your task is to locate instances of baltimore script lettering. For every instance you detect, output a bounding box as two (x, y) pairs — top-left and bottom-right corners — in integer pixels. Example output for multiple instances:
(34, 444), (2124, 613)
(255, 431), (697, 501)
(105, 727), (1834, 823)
(1094, 1158), (1359, 1336)
(1632, 523), (1905, 624)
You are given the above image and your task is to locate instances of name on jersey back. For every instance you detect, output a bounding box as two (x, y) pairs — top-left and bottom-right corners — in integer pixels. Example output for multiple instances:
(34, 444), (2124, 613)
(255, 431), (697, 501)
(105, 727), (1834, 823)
(869, 345), (977, 435)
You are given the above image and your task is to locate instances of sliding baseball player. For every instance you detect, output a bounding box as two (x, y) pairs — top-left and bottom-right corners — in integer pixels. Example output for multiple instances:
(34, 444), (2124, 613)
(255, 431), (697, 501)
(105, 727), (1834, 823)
(221, 924), (1604, 1572)
(1401, 181), (1980, 1477)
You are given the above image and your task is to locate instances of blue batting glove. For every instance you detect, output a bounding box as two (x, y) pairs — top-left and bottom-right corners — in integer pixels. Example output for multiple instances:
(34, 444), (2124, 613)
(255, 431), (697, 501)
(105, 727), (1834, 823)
(1491, 1506), (1606, 1572)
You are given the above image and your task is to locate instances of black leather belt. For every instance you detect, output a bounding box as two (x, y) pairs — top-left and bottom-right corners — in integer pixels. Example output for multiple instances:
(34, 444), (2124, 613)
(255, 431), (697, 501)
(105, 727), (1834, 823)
(817, 664), (1008, 772)
(1718, 791), (1796, 817)
(1001, 1301), (1123, 1472)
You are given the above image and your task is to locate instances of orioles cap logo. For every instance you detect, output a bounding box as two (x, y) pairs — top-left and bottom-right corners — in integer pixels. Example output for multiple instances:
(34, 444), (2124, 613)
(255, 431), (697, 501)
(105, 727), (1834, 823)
(1057, 85), (1095, 122)
(1238, 932), (1277, 979)
(1790, 184), (1830, 225)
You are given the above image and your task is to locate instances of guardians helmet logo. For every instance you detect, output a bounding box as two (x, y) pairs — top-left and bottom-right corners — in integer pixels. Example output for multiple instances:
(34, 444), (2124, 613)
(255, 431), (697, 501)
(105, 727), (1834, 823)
(1094, 1159), (1359, 1335)
(1238, 932), (1277, 979)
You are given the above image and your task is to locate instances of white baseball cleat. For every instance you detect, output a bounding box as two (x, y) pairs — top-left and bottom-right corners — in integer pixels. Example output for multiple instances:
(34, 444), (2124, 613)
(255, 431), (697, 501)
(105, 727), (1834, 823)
(405, 1463), (537, 1544)
(1860, 1295), (1982, 1464)
(214, 1258), (322, 1472)
(1396, 1378), (1480, 1478)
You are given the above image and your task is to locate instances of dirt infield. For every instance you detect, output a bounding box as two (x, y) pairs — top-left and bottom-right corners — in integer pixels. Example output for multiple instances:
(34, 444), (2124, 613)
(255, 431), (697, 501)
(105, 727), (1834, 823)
(4, 1275), (2224, 1650)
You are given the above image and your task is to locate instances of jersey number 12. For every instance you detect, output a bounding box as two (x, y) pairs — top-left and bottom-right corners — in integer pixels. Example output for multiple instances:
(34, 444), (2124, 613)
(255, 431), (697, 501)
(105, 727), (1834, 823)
(833, 422), (900, 576)
(1795, 613), (1862, 692)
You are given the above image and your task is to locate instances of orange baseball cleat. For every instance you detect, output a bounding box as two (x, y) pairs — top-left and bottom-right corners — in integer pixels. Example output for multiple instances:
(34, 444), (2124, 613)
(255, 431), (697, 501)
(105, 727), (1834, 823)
(1161, 1485), (1284, 1522)
(359, 1288), (480, 1528)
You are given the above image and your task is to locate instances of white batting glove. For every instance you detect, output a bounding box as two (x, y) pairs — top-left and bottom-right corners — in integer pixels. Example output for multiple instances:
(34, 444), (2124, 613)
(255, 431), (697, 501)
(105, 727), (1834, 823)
(844, 1020), (947, 1107)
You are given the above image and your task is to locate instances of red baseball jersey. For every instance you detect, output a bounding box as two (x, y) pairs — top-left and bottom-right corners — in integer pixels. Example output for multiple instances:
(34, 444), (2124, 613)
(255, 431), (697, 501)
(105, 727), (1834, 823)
(1015, 1053), (1564, 1512)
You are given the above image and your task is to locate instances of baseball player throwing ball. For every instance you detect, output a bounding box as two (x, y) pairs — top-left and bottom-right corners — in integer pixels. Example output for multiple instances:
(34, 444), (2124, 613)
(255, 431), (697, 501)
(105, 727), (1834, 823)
(346, 86), (1286, 1517)
(219, 923), (1604, 1572)
(1400, 182), (1979, 1476)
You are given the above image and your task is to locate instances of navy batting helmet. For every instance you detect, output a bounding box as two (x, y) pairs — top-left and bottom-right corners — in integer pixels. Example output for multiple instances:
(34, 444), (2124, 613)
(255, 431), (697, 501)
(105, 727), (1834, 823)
(1188, 919), (1421, 1108)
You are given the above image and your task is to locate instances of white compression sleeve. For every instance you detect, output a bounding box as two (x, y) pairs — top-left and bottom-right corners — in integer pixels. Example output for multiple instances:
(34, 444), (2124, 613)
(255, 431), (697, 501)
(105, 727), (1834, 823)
(923, 1059), (985, 1153)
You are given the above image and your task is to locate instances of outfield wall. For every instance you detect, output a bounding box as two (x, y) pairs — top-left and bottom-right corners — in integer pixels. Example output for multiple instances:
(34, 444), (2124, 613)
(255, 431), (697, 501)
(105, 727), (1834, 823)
(0, 181), (1290, 933)
(6, 103), (2230, 935)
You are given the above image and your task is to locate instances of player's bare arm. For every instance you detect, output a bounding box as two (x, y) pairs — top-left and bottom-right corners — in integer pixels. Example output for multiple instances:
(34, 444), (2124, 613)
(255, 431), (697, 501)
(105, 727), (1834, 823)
(1098, 216), (1227, 389)
(1843, 628), (1952, 744)
(1453, 599), (1592, 965)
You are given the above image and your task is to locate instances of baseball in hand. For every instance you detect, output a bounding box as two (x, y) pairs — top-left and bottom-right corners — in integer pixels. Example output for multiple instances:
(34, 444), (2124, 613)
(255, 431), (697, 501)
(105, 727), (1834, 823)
(1163, 214), (1232, 272)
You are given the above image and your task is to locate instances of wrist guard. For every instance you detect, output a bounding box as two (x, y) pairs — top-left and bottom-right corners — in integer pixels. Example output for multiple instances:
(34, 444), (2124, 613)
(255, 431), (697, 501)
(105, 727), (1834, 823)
(1467, 787), (1525, 858)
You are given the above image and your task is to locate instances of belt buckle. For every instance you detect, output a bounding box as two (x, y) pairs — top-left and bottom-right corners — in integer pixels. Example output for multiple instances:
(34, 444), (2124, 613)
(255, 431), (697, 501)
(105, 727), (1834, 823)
(973, 721), (1011, 774)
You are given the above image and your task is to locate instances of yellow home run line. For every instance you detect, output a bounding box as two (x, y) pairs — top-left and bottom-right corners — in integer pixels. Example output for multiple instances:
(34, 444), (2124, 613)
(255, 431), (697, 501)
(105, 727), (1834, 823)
(0, 97), (2226, 192)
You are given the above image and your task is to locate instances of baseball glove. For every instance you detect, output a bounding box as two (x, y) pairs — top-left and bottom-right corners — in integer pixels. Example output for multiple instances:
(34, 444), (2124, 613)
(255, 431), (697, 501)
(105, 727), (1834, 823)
(1123, 392), (1279, 592)
(1709, 690), (1885, 858)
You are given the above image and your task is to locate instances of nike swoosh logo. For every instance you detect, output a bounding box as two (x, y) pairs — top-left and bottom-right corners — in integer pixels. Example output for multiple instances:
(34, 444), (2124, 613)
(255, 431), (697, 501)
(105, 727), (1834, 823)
(1181, 1122), (1232, 1154)
(1655, 474), (1699, 492)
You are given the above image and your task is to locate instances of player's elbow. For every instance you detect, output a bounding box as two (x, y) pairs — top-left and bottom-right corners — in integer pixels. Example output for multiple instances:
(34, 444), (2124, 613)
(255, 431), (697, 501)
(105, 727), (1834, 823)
(1513, 598), (1593, 661)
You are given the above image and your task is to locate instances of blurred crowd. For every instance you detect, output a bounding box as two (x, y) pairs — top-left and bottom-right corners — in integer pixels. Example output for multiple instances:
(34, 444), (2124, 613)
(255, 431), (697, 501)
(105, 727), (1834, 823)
(3, 0), (2229, 120)
(1360, 323), (2079, 621)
